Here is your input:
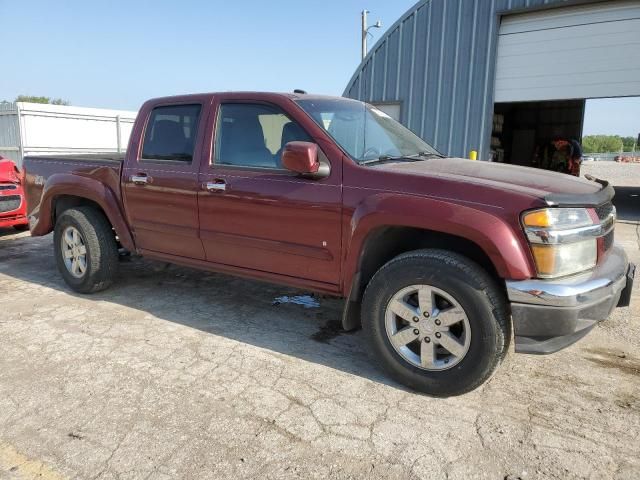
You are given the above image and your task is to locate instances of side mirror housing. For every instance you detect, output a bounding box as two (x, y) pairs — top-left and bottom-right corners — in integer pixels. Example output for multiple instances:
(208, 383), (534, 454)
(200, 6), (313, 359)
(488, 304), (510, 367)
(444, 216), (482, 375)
(282, 141), (329, 179)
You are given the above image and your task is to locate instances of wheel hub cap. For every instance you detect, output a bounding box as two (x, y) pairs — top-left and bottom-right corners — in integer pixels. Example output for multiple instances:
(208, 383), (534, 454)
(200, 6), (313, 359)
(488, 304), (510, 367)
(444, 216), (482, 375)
(384, 285), (471, 371)
(61, 226), (87, 279)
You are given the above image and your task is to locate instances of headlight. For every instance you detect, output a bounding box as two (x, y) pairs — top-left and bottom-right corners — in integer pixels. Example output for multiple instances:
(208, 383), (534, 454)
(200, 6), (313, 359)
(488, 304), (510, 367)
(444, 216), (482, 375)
(522, 208), (593, 229)
(522, 208), (598, 278)
(529, 241), (597, 278)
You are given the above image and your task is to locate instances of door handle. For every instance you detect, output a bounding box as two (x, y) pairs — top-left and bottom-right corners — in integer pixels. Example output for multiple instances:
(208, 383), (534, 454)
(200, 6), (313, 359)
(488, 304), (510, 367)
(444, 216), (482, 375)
(130, 174), (150, 185)
(206, 181), (226, 192)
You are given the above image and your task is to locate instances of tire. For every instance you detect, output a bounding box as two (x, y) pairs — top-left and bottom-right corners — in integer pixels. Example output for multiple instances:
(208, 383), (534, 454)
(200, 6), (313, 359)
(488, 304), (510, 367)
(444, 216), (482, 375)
(13, 224), (29, 231)
(362, 249), (510, 397)
(53, 206), (118, 293)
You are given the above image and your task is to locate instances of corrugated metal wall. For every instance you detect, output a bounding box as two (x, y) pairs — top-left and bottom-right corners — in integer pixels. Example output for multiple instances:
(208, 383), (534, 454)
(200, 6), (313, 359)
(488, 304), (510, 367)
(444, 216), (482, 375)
(343, 0), (590, 160)
(0, 103), (20, 163)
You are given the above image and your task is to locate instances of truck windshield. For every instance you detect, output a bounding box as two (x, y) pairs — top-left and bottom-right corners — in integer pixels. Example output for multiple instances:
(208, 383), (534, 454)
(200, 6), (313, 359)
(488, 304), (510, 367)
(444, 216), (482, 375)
(296, 98), (441, 164)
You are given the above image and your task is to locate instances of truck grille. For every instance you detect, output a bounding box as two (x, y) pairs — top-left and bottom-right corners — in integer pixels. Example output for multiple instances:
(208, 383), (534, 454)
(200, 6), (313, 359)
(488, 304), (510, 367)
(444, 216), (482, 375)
(0, 195), (21, 213)
(0, 184), (17, 191)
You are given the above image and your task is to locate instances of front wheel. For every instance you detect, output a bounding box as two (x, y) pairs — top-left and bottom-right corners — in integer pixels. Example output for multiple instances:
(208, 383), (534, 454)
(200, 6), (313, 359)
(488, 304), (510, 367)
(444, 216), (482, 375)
(53, 207), (118, 293)
(362, 249), (510, 397)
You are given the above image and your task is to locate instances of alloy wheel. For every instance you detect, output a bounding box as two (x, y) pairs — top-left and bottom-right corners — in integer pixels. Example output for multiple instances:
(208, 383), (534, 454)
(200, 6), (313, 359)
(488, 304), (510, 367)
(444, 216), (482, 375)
(384, 284), (471, 371)
(61, 226), (88, 278)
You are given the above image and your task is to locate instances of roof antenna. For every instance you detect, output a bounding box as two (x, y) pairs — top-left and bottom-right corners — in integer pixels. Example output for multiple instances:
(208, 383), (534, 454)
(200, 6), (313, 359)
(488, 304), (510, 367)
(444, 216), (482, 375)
(293, 89), (307, 94)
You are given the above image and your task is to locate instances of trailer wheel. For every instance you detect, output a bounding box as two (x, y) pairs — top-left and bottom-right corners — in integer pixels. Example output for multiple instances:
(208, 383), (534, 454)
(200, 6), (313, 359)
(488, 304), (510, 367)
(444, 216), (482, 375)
(53, 207), (118, 293)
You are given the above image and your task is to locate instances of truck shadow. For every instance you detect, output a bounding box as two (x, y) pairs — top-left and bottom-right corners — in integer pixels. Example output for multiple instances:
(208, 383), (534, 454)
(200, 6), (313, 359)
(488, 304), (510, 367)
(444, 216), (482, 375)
(0, 228), (28, 238)
(613, 186), (640, 223)
(0, 233), (400, 389)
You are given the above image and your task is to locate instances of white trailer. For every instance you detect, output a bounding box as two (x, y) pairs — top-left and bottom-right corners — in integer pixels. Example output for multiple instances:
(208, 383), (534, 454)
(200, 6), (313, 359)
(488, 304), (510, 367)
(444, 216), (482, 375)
(0, 102), (137, 167)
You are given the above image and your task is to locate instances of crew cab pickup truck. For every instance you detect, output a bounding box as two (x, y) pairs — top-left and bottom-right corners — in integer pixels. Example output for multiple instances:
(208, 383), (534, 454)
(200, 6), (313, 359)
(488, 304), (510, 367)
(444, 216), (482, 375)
(24, 92), (635, 396)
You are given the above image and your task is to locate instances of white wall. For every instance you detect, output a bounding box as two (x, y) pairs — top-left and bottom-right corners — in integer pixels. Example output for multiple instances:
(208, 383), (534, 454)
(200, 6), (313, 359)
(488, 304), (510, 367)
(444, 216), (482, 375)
(1, 103), (137, 167)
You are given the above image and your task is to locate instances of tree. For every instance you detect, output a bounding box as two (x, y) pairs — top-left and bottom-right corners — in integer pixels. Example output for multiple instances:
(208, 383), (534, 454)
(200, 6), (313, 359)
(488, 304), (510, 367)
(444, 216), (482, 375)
(582, 135), (624, 154)
(621, 136), (637, 151)
(14, 95), (70, 105)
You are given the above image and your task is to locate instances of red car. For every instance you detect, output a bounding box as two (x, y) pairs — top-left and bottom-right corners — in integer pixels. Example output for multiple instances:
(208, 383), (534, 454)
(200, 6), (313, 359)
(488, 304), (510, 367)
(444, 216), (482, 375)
(0, 158), (28, 231)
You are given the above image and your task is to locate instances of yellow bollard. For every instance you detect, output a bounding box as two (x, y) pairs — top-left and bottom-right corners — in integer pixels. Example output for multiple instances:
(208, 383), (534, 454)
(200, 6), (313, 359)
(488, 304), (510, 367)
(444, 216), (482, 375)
(469, 150), (478, 161)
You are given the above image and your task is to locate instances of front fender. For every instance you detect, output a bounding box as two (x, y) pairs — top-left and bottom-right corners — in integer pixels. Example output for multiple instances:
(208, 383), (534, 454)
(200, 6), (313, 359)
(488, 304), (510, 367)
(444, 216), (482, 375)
(343, 193), (535, 289)
(31, 173), (135, 251)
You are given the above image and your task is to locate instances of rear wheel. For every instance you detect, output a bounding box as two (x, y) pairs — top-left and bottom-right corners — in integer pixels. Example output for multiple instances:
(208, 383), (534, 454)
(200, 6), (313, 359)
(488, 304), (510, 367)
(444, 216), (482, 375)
(362, 249), (510, 396)
(53, 207), (118, 293)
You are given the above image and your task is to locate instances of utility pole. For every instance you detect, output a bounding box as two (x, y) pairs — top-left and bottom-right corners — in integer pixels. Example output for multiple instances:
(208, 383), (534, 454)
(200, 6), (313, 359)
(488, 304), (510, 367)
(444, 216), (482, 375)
(361, 10), (382, 61)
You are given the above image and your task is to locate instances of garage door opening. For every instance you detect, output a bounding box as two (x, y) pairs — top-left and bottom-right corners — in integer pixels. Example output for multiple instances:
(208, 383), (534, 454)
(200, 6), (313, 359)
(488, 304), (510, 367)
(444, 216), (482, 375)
(491, 0), (640, 177)
(491, 100), (584, 170)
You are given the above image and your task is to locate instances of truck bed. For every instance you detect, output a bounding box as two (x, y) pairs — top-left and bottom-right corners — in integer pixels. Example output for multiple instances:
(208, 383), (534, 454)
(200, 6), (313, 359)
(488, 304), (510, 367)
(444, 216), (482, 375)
(23, 154), (124, 218)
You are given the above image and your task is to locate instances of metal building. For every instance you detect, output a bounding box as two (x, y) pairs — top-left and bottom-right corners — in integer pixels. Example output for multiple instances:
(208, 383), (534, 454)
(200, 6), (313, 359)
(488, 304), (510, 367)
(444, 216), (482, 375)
(344, 0), (640, 162)
(0, 102), (137, 167)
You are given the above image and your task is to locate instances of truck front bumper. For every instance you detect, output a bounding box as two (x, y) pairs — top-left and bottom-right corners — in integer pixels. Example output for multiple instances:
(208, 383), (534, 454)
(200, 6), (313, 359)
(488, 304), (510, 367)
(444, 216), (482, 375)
(506, 246), (635, 354)
(0, 214), (28, 229)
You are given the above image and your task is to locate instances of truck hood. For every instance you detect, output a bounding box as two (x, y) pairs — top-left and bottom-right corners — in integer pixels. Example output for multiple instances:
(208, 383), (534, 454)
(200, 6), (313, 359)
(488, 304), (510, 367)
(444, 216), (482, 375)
(373, 157), (610, 206)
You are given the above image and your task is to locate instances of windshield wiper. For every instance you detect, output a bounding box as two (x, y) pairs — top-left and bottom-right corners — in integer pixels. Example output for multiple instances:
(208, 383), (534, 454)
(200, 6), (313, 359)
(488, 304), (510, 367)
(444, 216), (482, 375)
(417, 151), (446, 158)
(359, 151), (443, 165)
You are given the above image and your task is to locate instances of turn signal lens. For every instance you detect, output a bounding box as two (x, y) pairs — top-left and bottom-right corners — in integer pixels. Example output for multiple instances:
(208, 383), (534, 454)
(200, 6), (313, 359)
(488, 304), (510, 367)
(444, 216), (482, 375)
(523, 208), (593, 229)
(523, 210), (552, 228)
(530, 240), (597, 278)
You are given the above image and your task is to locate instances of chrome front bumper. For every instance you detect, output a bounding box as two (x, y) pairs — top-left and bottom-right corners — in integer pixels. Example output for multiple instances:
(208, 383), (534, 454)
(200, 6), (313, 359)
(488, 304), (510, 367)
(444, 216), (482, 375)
(506, 246), (634, 354)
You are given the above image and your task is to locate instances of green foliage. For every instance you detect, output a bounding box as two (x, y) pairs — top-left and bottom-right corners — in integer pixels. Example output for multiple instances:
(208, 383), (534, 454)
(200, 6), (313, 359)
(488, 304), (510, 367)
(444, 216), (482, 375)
(14, 95), (70, 105)
(581, 135), (624, 154)
(621, 136), (637, 151)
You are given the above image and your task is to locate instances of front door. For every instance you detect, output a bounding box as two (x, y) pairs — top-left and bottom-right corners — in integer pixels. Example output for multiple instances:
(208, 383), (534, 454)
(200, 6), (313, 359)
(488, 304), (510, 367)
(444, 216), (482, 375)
(198, 100), (342, 286)
(123, 101), (206, 259)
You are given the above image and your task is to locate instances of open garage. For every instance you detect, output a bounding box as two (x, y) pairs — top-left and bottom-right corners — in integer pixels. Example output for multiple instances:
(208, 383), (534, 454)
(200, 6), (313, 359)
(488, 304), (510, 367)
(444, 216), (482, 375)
(492, 1), (640, 167)
(344, 0), (640, 170)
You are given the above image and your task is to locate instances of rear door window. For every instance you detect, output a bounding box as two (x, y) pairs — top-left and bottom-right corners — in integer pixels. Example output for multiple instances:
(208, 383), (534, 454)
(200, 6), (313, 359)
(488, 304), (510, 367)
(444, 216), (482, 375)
(141, 104), (202, 162)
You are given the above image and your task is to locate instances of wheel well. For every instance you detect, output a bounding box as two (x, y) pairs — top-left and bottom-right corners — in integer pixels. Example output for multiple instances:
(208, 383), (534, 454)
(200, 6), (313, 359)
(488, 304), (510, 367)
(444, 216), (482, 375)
(53, 195), (104, 224)
(353, 227), (501, 301)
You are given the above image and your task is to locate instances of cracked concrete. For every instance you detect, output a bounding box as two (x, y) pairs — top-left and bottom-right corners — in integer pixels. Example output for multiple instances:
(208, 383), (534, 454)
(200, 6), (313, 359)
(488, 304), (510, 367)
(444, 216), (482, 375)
(0, 222), (639, 480)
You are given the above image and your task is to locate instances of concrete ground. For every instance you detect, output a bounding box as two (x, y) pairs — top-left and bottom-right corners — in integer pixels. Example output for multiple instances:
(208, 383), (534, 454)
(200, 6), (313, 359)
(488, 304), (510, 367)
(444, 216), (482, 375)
(0, 222), (638, 480)
(581, 162), (640, 188)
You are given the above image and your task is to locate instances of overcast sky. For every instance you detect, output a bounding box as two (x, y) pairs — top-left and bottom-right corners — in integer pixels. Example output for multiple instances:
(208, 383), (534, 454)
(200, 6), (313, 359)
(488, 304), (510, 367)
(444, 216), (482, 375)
(1, 0), (637, 138)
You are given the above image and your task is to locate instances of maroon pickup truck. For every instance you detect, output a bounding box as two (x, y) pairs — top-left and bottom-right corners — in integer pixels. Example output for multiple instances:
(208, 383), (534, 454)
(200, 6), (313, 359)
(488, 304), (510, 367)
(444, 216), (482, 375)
(24, 92), (634, 396)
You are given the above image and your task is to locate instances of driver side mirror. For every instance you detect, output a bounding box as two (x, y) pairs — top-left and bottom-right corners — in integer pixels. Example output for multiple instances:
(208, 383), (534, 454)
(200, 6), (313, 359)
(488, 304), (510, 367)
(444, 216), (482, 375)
(282, 141), (330, 179)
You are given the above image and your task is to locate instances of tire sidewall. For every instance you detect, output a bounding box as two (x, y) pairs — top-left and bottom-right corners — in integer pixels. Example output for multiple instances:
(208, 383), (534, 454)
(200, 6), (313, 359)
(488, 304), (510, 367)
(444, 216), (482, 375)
(54, 212), (94, 290)
(365, 253), (504, 396)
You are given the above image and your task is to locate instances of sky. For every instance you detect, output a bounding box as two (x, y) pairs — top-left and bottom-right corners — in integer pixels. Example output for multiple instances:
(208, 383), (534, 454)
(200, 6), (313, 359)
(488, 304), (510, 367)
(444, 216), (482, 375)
(582, 97), (640, 138)
(0, 0), (414, 110)
(1, 0), (637, 137)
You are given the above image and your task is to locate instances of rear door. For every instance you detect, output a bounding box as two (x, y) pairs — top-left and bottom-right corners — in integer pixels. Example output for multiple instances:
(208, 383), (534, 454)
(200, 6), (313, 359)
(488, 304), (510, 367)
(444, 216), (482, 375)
(197, 97), (343, 286)
(123, 99), (208, 259)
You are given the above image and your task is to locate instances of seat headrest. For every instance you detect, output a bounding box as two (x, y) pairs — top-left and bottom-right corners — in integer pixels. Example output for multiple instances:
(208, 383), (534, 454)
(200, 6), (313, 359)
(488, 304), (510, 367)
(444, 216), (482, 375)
(281, 122), (309, 147)
(148, 120), (187, 155)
